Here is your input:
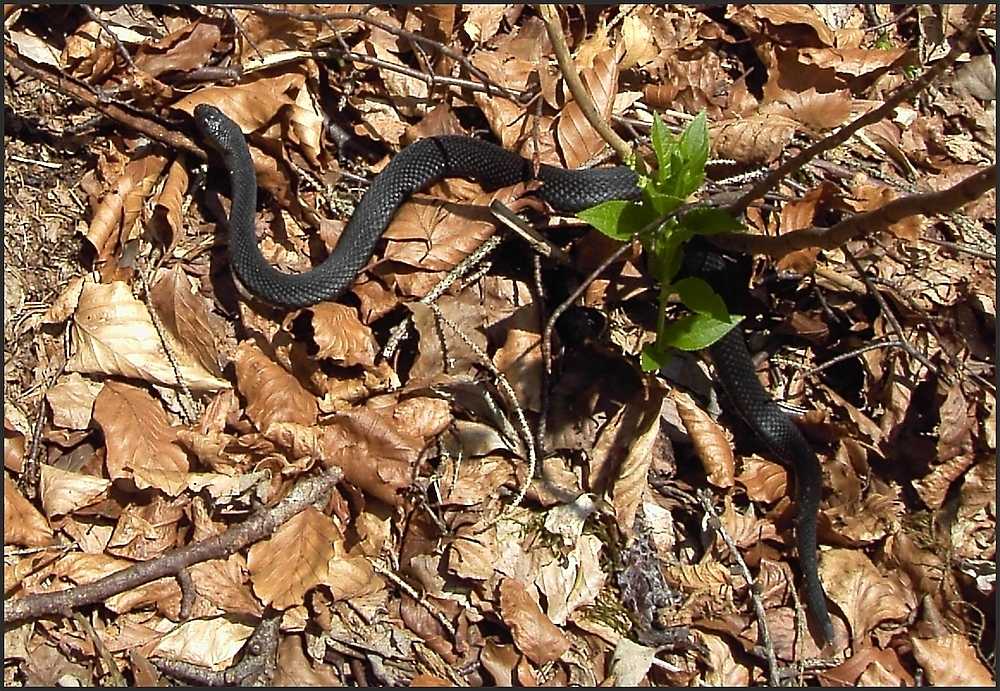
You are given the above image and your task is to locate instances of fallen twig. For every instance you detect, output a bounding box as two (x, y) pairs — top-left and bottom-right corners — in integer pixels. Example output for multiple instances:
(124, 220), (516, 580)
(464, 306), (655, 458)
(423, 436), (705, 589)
(715, 164), (996, 259)
(4, 467), (343, 623)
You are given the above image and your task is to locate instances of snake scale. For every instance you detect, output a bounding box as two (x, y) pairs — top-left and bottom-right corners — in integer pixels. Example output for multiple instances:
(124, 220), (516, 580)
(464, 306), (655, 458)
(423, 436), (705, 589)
(194, 103), (835, 645)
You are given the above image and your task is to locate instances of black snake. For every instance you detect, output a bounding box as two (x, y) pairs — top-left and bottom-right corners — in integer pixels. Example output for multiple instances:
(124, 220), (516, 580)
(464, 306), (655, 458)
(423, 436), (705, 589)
(194, 103), (835, 645)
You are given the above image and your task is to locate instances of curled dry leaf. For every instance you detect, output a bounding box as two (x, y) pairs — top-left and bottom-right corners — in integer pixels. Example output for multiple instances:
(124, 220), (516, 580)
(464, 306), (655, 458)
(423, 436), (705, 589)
(4, 413), (27, 473)
(819, 548), (913, 643)
(149, 266), (226, 379)
(910, 634), (995, 686)
(39, 464), (111, 518)
(46, 372), (104, 430)
(93, 381), (190, 496)
(463, 4), (507, 43)
(606, 637), (658, 686)
(187, 556), (262, 618)
(150, 617), (254, 671)
(499, 577), (571, 665)
(247, 506), (342, 610)
(234, 341), (318, 432)
(710, 114), (798, 165)
(673, 390), (735, 489)
(382, 179), (519, 275)
(4, 473), (54, 547)
(173, 70), (308, 133)
(149, 158), (188, 252)
(761, 86), (854, 131)
(107, 497), (184, 561)
(264, 406), (419, 507)
(86, 153), (169, 262)
(493, 327), (543, 413)
(133, 18), (221, 78)
(69, 281), (230, 391)
(557, 46), (621, 169)
(306, 303), (377, 369)
(736, 456), (788, 503)
(610, 386), (664, 540)
(537, 533), (605, 626)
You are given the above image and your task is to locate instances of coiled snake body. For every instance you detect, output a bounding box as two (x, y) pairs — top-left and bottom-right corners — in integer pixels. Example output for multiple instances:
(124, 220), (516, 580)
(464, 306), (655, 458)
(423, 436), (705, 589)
(194, 103), (835, 645)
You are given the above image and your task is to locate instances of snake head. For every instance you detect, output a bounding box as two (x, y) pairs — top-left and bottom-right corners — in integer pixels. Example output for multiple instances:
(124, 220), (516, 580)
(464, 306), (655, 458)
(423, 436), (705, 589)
(193, 103), (237, 151)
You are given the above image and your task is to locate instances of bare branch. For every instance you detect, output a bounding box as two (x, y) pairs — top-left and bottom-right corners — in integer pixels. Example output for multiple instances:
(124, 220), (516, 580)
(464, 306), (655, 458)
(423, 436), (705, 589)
(4, 468), (342, 623)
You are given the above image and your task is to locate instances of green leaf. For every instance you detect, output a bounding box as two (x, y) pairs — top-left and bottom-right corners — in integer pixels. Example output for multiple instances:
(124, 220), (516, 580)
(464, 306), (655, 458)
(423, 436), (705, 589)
(640, 343), (672, 372)
(659, 312), (743, 352)
(650, 112), (673, 186)
(677, 207), (744, 235)
(643, 187), (684, 217)
(673, 277), (730, 321)
(675, 111), (708, 197)
(577, 200), (656, 241)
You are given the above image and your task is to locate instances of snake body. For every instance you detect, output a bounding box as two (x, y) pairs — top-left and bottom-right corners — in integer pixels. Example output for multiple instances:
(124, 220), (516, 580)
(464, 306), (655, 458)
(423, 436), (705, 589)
(194, 103), (834, 644)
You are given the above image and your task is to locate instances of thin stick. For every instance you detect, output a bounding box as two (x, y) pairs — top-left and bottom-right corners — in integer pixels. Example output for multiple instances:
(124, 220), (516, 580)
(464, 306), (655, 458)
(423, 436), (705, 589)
(538, 4), (633, 163)
(5, 43), (207, 160)
(697, 489), (780, 686)
(4, 468), (343, 623)
(716, 164), (997, 259)
(842, 247), (938, 376)
(81, 4), (137, 71)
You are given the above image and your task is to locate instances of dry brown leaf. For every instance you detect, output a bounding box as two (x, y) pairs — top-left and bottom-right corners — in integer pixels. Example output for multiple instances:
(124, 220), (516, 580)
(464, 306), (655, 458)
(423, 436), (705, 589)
(306, 303), (377, 368)
(674, 390), (735, 489)
(911, 634), (995, 686)
(69, 281), (230, 391)
(286, 82), (326, 168)
(149, 267), (226, 379)
(86, 153), (169, 262)
(408, 296), (487, 382)
(493, 327), (543, 413)
(107, 497), (184, 561)
(799, 46), (910, 77)
(375, 394), (452, 443)
(557, 47), (620, 169)
(950, 460), (996, 562)
(93, 381), (189, 496)
(702, 632), (750, 686)
(187, 556), (262, 618)
(752, 4), (835, 46)
(499, 577), (571, 665)
(153, 156), (193, 253)
(383, 180), (518, 275)
(4, 473), (53, 547)
(39, 464), (110, 518)
(62, 19), (118, 82)
(536, 533), (605, 625)
(264, 408), (418, 507)
(610, 386), (664, 540)
(173, 71), (307, 132)
(150, 617), (254, 671)
(619, 13), (659, 70)
(233, 341), (318, 432)
(46, 372), (104, 430)
(819, 548), (913, 643)
(273, 634), (344, 687)
(718, 496), (777, 549)
(4, 414), (27, 474)
(710, 114), (797, 165)
(605, 637), (658, 686)
(248, 506), (342, 610)
(736, 456), (788, 503)
(133, 18), (221, 78)
(463, 4), (507, 43)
